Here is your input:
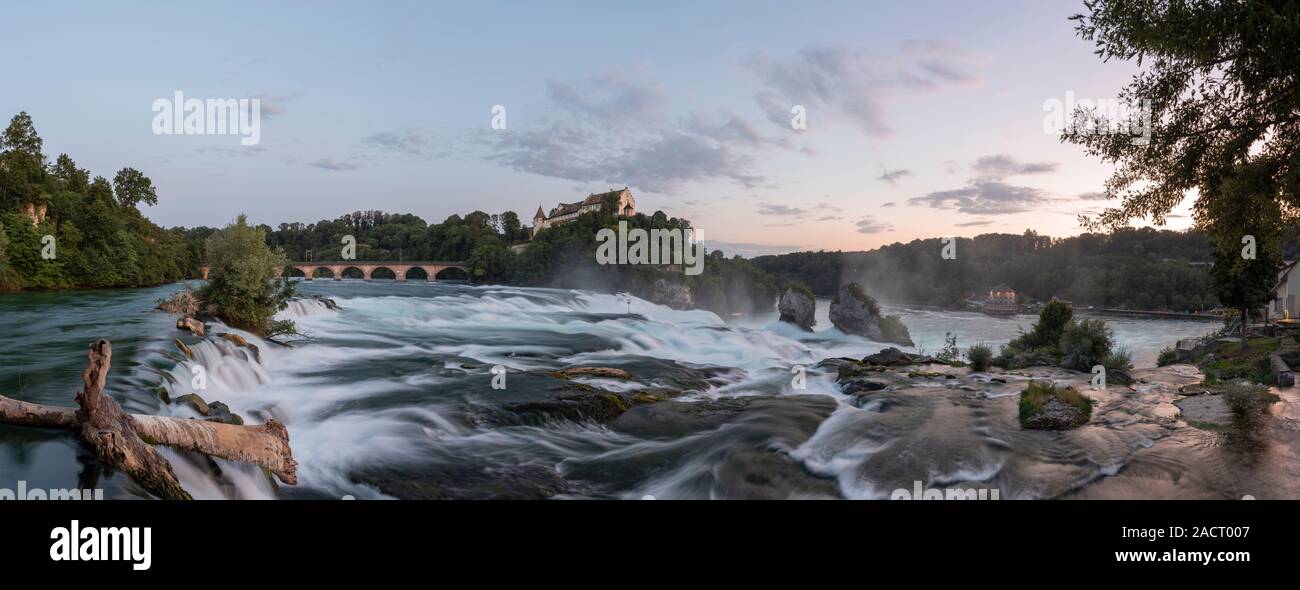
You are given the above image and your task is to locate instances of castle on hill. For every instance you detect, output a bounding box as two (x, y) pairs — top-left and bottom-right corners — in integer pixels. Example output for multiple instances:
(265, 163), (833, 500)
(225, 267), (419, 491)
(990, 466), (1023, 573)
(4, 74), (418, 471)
(531, 187), (636, 238)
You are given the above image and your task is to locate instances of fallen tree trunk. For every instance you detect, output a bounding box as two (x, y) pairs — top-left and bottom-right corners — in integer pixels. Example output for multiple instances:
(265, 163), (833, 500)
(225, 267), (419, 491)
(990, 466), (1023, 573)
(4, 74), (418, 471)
(0, 339), (297, 499)
(129, 415), (296, 484)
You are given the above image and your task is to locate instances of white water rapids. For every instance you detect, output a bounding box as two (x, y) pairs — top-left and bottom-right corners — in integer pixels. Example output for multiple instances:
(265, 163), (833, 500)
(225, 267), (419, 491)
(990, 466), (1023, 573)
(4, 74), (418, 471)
(130, 282), (1221, 500)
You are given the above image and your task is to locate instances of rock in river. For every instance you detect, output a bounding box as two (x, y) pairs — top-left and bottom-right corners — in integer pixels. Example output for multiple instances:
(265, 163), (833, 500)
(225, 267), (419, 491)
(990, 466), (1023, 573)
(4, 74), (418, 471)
(828, 282), (913, 346)
(777, 285), (816, 331)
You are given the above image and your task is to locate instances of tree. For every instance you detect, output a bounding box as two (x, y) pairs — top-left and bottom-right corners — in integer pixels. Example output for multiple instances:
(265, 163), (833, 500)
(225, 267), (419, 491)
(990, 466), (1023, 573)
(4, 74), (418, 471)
(1065, 1), (1300, 229)
(199, 214), (297, 336)
(112, 167), (158, 208)
(0, 111), (43, 156)
(0, 111), (47, 209)
(499, 211), (522, 242)
(51, 154), (89, 193)
(1201, 163), (1285, 346)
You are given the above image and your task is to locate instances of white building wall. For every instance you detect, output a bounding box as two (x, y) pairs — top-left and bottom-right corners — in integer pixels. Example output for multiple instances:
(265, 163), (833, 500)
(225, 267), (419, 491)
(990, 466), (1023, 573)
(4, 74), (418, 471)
(1271, 266), (1300, 320)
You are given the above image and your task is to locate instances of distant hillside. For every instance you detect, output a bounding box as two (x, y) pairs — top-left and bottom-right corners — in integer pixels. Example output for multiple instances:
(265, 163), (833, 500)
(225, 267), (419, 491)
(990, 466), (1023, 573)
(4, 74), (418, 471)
(752, 228), (1227, 311)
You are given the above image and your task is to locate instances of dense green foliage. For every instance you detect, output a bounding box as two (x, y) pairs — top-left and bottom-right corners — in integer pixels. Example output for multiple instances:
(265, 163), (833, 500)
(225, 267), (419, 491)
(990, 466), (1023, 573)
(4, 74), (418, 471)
(998, 302), (1122, 374)
(1065, 0), (1297, 344)
(752, 229), (1221, 311)
(1059, 318), (1114, 372)
(1201, 163), (1286, 344)
(1065, 0), (1299, 230)
(197, 215), (297, 336)
(966, 343), (993, 372)
(1010, 300), (1074, 351)
(0, 112), (192, 290)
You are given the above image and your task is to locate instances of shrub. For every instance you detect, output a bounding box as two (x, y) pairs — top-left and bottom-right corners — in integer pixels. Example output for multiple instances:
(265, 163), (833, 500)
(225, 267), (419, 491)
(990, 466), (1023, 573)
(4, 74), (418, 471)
(1156, 347), (1178, 367)
(967, 343), (993, 371)
(1221, 381), (1279, 430)
(782, 283), (815, 300)
(936, 332), (960, 362)
(878, 315), (911, 345)
(198, 215), (297, 336)
(1009, 300), (1074, 351)
(1019, 381), (1093, 428)
(1059, 318), (1114, 372)
(1250, 356), (1277, 385)
(156, 288), (201, 315)
(1103, 345), (1132, 372)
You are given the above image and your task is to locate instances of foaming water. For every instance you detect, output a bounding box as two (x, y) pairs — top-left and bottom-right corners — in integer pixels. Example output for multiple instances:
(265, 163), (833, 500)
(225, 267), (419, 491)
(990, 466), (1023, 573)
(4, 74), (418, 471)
(6, 281), (1295, 500)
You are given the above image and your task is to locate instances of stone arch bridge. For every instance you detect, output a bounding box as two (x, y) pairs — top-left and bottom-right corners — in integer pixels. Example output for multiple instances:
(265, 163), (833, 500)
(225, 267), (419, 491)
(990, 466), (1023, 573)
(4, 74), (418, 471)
(199, 261), (469, 282)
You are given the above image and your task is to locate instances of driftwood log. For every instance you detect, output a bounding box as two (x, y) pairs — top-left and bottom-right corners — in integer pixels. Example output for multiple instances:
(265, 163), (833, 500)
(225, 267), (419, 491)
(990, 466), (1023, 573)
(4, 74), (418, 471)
(0, 339), (297, 499)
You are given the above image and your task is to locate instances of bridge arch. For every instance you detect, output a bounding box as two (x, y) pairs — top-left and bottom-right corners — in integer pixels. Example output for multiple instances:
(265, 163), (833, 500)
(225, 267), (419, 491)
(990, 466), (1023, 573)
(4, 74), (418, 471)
(310, 267), (335, 280)
(339, 266), (366, 280)
(403, 267), (429, 281)
(434, 266), (469, 281)
(369, 266), (397, 280)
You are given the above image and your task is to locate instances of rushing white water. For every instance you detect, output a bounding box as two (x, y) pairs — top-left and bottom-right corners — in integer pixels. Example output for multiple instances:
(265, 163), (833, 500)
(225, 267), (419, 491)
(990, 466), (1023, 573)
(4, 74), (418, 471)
(131, 282), (1222, 499)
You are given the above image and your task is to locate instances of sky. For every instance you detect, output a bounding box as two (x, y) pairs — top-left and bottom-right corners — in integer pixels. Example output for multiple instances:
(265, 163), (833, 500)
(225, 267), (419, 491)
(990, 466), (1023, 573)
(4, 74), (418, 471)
(0, 0), (1194, 256)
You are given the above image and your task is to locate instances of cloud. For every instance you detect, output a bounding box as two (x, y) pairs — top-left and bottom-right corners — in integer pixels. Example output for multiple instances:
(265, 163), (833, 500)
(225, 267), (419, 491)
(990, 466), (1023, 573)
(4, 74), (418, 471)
(881, 201), (897, 207)
(364, 130), (430, 155)
(971, 154), (1057, 180)
(1076, 191), (1108, 201)
(251, 92), (301, 120)
(909, 154), (1060, 215)
(544, 73), (667, 124)
(909, 180), (1050, 215)
(877, 167), (912, 185)
(854, 216), (894, 234)
(481, 72), (784, 193)
(757, 203), (807, 217)
(308, 158), (360, 171)
(955, 219), (994, 227)
(756, 200), (842, 222)
(745, 42), (982, 137)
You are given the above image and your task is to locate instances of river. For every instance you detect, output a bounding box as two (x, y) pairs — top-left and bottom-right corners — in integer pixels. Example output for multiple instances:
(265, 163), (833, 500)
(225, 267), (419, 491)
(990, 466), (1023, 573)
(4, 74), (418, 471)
(5, 281), (1294, 500)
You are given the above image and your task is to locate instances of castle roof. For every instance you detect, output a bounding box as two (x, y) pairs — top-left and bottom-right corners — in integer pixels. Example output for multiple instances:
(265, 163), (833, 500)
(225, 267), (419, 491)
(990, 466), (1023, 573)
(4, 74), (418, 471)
(534, 206), (546, 220)
(546, 188), (630, 219)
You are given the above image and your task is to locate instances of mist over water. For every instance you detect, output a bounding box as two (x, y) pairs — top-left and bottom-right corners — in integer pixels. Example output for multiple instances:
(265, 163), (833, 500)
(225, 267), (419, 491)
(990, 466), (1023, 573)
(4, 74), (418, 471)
(4, 281), (1291, 500)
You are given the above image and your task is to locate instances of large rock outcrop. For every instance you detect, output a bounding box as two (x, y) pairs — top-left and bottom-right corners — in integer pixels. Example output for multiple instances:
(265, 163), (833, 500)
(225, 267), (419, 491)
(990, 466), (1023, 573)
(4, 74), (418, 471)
(650, 279), (693, 310)
(828, 283), (913, 346)
(777, 286), (816, 331)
